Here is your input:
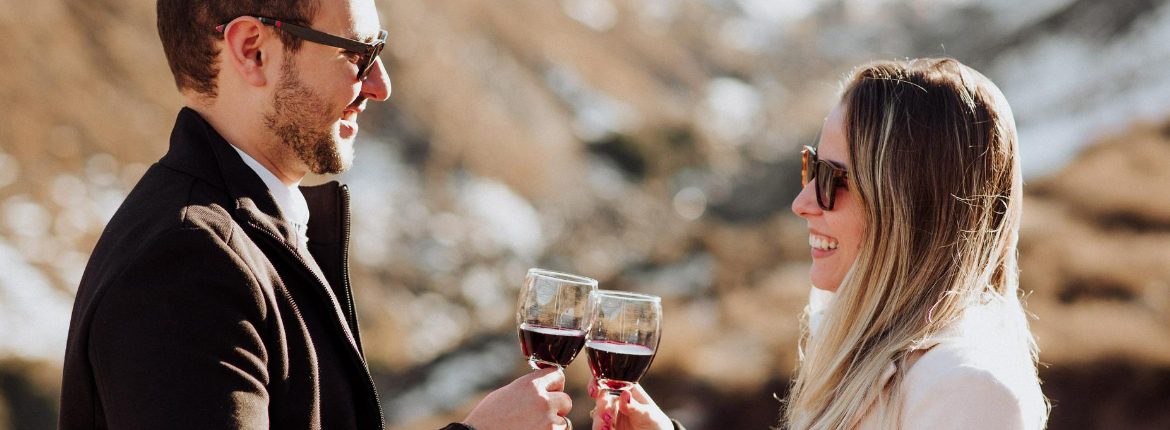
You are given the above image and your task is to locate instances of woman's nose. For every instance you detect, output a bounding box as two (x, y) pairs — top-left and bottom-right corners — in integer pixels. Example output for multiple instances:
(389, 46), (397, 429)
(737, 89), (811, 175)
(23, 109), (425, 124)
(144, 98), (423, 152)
(792, 181), (822, 218)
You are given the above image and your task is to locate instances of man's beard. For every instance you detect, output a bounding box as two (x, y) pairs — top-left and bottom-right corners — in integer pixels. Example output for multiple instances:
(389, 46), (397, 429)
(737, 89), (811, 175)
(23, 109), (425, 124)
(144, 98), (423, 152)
(263, 60), (353, 175)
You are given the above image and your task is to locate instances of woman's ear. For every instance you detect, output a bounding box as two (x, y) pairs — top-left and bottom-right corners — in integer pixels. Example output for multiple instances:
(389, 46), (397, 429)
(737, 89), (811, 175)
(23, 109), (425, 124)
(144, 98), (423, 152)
(220, 17), (270, 87)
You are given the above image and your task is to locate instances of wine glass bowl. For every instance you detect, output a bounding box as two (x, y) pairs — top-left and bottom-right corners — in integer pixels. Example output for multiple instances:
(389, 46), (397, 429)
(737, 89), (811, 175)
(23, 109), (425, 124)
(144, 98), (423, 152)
(585, 290), (662, 395)
(516, 268), (598, 370)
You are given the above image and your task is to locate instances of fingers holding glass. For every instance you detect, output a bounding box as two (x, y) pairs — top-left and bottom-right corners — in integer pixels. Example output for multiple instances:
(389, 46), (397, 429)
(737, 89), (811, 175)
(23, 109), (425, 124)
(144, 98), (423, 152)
(585, 291), (662, 427)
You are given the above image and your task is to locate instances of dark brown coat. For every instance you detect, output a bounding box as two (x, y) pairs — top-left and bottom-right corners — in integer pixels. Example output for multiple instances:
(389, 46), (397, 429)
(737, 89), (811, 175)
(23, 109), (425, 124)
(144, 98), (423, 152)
(59, 108), (384, 429)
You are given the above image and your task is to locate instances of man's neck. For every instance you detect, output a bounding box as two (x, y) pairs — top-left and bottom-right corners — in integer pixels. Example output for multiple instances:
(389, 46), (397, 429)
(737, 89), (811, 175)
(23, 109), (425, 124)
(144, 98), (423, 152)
(186, 98), (307, 187)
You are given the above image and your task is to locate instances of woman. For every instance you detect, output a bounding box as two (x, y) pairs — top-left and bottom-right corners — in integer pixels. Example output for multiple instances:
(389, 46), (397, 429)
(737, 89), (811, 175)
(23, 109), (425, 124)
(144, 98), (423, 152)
(590, 58), (1049, 429)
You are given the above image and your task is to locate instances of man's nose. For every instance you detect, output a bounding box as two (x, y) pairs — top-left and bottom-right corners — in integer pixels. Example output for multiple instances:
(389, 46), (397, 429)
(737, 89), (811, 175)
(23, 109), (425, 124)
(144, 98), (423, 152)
(360, 57), (391, 101)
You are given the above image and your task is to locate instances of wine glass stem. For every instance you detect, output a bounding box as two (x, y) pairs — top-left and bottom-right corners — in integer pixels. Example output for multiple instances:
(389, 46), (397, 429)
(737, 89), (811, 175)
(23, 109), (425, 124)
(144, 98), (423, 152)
(607, 390), (623, 426)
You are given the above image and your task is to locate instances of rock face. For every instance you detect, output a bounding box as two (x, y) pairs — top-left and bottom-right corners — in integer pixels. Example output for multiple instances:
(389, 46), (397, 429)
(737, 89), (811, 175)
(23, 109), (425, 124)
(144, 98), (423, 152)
(2, 0), (1170, 429)
(1022, 122), (1170, 367)
(1010, 124), (1170, 430)
(1011, 123), (1170, 430)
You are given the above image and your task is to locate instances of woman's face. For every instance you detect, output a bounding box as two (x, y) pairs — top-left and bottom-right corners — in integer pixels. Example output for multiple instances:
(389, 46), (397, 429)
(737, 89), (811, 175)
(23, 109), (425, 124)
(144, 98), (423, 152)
(791, 103), (866, 292)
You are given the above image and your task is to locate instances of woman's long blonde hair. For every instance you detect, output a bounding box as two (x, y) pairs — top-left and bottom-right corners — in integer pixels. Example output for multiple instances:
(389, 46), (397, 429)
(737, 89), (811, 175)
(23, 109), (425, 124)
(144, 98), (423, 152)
(783, 58), (1046, 429)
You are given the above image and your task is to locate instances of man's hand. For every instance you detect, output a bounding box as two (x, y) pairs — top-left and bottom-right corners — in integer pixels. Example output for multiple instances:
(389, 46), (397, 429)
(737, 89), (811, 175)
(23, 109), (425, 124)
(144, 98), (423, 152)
(464, 367), (573, 430)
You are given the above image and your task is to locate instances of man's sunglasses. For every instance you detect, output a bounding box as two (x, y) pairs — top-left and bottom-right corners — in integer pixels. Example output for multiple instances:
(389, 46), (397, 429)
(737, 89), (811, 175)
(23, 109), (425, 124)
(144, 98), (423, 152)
(801, 145), (849, 211)
(216, 16), (387, 80)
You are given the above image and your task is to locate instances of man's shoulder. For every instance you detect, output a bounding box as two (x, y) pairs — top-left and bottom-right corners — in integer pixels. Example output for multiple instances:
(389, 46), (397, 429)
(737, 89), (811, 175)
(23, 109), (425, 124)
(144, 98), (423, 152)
(111, 162), (237, 237)
(82, 163), (245, 286)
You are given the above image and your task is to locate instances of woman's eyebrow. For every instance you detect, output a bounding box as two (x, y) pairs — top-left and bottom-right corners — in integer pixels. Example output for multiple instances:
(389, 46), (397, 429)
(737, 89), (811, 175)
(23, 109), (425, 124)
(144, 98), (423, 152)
(826, 159), (848, 170)
(816, 150), (849, 170)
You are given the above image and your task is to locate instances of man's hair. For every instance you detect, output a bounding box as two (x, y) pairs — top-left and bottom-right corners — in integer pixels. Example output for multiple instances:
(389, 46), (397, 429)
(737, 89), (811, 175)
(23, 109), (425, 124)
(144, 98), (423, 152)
(157, 0), (320, 98)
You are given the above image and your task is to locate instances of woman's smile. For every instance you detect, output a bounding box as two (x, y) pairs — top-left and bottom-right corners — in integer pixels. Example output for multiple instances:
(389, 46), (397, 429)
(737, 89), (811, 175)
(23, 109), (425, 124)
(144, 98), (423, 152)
(809, 231), (840, 258)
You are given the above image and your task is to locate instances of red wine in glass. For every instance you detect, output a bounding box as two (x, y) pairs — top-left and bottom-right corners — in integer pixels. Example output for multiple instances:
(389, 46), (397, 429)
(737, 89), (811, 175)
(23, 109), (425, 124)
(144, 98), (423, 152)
(515, 268), (597, 370)
(586, 340), (656, 391)
(586, 290), (662, 399)
(518, 323), (587, 369)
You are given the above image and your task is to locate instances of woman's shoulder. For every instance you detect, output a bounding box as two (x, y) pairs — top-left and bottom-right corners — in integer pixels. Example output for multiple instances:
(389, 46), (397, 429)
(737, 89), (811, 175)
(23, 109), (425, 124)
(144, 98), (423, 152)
(899, 339), (1047, 429)
(904, 340), (1026, 399)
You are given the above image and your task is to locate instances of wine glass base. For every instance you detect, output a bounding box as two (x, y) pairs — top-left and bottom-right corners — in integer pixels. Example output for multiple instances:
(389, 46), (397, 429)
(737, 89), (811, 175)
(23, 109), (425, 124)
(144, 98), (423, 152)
(597, 378), (635, 393)
(528, 359), (563, 370)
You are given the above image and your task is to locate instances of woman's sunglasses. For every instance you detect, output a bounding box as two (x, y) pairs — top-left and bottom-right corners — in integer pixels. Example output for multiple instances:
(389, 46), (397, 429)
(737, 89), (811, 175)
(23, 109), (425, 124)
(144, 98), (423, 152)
(216, 16), (387, 81)
(801, 145), (849, 211)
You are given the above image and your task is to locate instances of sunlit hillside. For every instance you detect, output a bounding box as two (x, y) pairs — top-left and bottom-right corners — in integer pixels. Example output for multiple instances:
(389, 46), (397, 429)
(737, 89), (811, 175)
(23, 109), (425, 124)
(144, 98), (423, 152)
(1, 0), (1169, 429)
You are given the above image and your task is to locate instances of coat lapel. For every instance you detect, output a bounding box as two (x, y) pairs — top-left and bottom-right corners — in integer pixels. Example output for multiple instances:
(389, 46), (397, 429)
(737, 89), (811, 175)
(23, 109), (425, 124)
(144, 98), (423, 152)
(160, 107), (363, 357)
(235, 201), (362, 355)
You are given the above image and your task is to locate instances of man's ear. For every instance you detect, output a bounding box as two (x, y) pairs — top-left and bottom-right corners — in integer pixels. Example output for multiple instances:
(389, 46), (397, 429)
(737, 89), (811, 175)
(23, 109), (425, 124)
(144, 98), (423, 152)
(221, 17), (271, 87)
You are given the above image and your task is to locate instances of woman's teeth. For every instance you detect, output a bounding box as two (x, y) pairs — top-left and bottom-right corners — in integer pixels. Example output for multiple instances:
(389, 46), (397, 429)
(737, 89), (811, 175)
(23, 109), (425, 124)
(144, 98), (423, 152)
(809, 234), (838, 250)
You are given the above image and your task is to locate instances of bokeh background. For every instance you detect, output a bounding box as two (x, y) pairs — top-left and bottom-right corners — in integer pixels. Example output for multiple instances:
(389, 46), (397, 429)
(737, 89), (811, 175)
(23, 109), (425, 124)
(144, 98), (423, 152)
(2, 0), (1170, 428)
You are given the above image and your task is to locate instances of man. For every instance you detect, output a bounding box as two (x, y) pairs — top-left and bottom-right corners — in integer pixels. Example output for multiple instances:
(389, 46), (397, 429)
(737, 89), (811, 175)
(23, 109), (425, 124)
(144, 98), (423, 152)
(59, 0), (572, 428)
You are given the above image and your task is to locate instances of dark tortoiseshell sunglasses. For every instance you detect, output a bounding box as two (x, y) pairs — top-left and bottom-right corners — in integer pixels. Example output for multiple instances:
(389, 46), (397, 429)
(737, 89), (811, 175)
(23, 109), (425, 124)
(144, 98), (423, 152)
(801, 145), (849, 210)
(217, 16), (387, 80)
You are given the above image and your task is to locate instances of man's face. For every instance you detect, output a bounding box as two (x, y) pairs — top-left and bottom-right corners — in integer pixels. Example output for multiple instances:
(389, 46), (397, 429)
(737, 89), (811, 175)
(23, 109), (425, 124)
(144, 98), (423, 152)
(264, 0), (390, 175)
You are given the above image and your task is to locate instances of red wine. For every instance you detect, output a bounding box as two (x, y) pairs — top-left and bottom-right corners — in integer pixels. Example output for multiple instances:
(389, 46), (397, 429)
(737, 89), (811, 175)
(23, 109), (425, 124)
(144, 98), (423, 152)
(586, 340), (656, 390)
(518, 323), (586, 368)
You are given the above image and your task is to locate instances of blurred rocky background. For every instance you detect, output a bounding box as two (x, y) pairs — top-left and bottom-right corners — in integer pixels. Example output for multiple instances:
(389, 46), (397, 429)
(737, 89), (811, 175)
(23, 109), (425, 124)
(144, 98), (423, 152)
(2, 0), (1170, 428)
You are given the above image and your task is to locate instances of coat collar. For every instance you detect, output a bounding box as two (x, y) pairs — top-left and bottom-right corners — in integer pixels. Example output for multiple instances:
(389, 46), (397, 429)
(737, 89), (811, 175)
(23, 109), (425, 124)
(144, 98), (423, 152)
(154, 108), (377, 422)
(159, 107), (301, 244)
(157, 107), (359, 348)
(157, 107), (351, 256)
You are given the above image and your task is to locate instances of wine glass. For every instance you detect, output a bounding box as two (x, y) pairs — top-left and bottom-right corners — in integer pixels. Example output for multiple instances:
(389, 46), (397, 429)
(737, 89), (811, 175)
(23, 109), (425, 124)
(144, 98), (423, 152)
(585, 290), (662, 397)
(516, 268), (598, 370)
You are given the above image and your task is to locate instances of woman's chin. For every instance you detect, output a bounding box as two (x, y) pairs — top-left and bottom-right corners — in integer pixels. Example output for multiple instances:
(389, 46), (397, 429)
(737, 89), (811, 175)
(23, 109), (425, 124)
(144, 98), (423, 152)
(809, 265), (842, 292)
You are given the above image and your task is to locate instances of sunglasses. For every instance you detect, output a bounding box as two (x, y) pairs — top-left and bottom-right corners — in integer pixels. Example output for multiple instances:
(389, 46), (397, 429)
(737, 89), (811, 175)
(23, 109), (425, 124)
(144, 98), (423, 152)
(216, 16), (387, 80)
(801, 145), (849, 210)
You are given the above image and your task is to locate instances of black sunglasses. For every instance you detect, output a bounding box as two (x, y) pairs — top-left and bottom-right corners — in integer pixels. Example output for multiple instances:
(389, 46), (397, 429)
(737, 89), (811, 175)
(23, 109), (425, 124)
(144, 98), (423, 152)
(801, 145), (849, 211)
(216, 16), (387, 80)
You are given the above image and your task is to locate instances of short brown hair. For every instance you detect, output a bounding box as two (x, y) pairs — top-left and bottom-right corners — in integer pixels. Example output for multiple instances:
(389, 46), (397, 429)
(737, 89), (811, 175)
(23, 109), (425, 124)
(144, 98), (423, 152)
(157, 0), (320, 98)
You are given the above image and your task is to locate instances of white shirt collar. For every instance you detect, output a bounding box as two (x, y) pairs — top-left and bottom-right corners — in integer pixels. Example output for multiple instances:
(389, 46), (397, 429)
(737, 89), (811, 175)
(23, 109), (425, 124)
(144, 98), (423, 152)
(229, 145), (311, 244)
(806, 286), (835, 340)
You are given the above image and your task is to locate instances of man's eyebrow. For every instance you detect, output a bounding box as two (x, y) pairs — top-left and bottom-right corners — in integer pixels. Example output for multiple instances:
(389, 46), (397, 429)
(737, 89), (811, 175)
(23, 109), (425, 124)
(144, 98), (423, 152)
(350, 30), (379, 43)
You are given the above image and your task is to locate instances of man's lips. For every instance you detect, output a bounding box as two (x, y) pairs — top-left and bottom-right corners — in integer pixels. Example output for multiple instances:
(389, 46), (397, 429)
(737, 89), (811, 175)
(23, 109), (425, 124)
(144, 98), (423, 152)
(339, 118), (358, 138)
(338, 98), (367, 137)
(345, 97), (367, 118)
(339, 109), (360, 138)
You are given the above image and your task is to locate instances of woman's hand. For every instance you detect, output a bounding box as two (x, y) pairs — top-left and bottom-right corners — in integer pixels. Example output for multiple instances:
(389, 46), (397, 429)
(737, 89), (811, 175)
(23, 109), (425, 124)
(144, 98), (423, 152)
(589, 379), (673, 430)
